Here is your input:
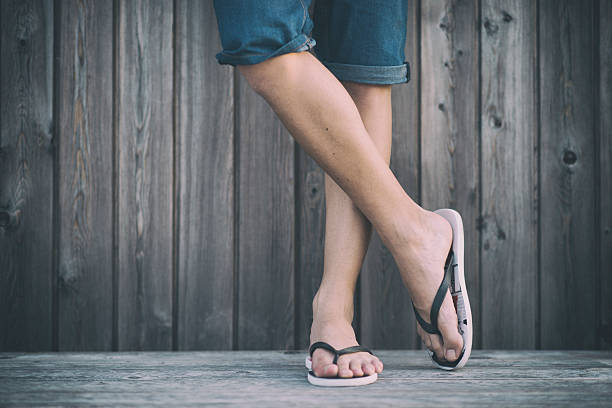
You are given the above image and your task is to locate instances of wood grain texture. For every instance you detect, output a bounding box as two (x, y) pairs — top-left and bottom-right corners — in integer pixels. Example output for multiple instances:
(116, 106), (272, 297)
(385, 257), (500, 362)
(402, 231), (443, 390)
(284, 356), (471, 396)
(1, 351), (611, 406)
(0, 0), (54, 351)
(175, 0), (234, 350)
(360, 0), (420, 349)
(420, 0), (481, 348)
(480, 0), (538, 348)
(116, 0), (173, 350)
(600, 0), (612, 350)
(294, 146), (325, 349)
(56, 0), (114, 350)
(236, 79), (295, 350)
(539, 0), (597, 349)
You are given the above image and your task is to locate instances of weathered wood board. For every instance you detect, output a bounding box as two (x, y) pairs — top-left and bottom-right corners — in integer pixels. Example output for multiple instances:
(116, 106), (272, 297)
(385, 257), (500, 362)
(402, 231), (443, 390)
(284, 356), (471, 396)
(236, 69), (295, 350)
(175, 0), (234, 350)
(294, 142), (325, 349)
(56, 0), (114, 350)
(116, 0), (174, 351)
(480, 0), (538, 348)
(600, 0), (612, 349)
(0, 0), (54, 351)
(539, 0), (597, 349)
(1, 351), (611, 406)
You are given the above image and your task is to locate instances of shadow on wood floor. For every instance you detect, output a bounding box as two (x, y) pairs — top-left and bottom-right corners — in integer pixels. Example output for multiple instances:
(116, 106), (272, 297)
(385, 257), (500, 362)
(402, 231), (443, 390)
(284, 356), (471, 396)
(1, 350), (611, 406)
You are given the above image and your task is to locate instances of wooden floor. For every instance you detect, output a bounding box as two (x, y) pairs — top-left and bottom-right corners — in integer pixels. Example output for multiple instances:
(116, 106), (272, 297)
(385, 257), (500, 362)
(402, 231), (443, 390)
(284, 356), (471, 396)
(1, 351), (611, 406)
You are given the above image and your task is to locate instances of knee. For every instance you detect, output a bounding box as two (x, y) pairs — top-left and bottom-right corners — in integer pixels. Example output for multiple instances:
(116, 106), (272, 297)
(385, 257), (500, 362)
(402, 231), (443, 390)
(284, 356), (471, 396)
(237, 52), (305, 96)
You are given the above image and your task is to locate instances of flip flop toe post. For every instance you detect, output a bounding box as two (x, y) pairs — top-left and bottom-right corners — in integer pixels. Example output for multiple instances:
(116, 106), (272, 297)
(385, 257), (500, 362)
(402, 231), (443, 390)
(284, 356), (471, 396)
(412, 208), (473, 370)
(306, 342), (378, 386)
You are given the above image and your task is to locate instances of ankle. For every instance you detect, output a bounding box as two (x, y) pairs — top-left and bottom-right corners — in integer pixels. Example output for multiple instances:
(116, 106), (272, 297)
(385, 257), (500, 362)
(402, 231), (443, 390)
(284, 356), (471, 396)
(381, 206), (431, 253)
(312, 288), (354, 324)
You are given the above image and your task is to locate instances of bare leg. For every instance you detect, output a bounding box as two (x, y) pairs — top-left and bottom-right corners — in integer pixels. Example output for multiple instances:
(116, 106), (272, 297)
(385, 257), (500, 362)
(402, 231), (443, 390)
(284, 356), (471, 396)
(309, 82), (392, 378)
(238, 51), (463, 372)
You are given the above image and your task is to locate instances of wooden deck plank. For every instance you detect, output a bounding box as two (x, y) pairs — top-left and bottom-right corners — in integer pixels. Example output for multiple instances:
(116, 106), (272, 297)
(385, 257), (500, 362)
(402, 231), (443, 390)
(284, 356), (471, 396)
(1, 351), (610, 406)
(56, 0), (114, 350)
(0, 0), (54, 351)
(420, 0), (481, 348)
(175, 0), (235, 350)
(116, 0), (174, 351)
(539, 0), (597, 349)
(360, 0), (420, 349)
(480, 0), (538, 348)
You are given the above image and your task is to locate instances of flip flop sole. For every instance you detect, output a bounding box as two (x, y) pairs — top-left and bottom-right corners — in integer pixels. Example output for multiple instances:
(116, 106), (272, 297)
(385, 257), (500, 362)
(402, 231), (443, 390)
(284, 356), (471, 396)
(307, 371), (378, 387)
(432, 208), (473, 370)
(305, 356), (378, 386)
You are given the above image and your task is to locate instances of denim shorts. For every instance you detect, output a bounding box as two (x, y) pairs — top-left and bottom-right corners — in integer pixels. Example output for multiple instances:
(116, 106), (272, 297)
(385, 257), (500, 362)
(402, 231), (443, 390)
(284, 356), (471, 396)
(212, 0), (410, 85)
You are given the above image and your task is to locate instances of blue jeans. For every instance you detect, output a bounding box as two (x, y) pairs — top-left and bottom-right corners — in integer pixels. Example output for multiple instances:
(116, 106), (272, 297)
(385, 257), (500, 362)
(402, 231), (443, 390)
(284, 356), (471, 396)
(213, 0), (410, 85)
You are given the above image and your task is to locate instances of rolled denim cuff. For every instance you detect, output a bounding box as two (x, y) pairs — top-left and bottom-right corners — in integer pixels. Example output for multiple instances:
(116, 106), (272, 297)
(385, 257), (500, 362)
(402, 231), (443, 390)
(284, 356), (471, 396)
(215, 34), (315, 66)
(322, 61), (410, 85)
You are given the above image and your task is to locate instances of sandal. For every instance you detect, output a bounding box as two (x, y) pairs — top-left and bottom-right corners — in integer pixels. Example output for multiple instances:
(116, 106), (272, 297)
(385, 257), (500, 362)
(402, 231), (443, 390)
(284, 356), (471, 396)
(412, 208), (473, 370)
(305, 341), (378, 386)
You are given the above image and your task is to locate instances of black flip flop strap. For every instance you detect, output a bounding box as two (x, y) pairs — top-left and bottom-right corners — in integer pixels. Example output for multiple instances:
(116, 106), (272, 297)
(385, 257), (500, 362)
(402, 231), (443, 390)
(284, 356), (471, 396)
(309, 342), (373, 365)
(309, 341), (336, 357)
(336, 345), (373, 358)
(413, 249), (455, 335)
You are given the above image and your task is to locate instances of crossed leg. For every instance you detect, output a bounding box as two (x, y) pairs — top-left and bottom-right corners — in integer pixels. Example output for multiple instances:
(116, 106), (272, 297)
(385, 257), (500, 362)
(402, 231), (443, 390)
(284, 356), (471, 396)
(309, 81), (392, 378)
(237, 51), (463, 377)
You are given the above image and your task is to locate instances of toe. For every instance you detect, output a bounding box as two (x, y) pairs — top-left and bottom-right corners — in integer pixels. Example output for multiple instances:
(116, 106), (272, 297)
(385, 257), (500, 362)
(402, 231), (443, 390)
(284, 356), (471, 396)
(438, 296), (464, 361)
(418, 323), (443, 358)
(348, 359), (364, 377)
(317, 363), (338, 377)
(372, 358), (384, 373)
(429, 334), (445, 361)
(311, 349), (338, 377)
(417, 325), (433, 349)
(337, 358), (353, 378)
(362, 361), (376, 376)
(442, 333), (463, 362)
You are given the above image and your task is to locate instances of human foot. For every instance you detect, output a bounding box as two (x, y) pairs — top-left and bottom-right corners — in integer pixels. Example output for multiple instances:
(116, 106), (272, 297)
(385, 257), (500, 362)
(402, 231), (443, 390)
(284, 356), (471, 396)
(397, 209), (464, 363)
(308, 293), (383, 378)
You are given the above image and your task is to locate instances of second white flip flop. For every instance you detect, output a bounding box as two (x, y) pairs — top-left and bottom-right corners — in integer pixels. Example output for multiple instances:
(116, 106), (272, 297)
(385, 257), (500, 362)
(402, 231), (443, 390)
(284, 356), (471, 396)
(412, 208), (473, 370)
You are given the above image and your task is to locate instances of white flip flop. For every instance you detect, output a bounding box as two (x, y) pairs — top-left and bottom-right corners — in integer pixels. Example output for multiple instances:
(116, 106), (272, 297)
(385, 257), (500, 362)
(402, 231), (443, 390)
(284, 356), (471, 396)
(412, 208), (473, 370)
(305, 342), (378, 386)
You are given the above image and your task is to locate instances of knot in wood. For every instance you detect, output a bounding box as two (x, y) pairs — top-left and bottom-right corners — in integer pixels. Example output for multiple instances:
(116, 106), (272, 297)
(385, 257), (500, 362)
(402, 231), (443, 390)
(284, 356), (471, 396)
(476, 215), (487, 231)
(439, 15), (450, 32)
(563, 150), (577, 165)
(502, 11), (513, 23)
(484, 19), (499, 36)
(489, 115), (503, 129)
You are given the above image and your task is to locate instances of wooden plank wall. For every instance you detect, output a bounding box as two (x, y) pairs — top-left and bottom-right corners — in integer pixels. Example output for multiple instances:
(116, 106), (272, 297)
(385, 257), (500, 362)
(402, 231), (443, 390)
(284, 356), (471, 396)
(1, 0), (610, 351)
